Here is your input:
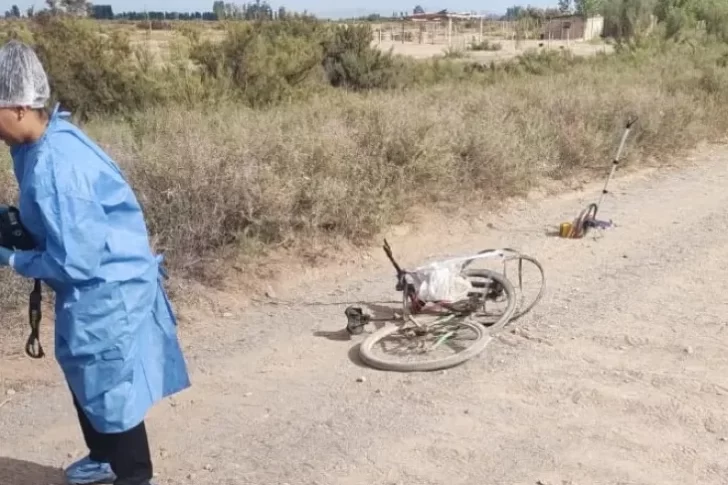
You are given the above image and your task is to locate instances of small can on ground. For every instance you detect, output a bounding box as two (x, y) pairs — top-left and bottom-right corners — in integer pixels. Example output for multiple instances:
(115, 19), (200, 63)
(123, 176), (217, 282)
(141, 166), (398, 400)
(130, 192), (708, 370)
(559, 222), (573, 238)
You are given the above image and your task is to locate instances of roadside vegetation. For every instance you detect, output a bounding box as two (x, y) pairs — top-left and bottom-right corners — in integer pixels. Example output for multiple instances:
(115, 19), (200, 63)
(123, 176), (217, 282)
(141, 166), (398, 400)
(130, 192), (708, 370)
(0, 0), (727, 314)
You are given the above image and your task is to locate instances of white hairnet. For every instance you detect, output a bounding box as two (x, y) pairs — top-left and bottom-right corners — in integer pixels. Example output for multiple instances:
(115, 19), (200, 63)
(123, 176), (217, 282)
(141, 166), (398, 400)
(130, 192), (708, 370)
(0, 40), (50, 109)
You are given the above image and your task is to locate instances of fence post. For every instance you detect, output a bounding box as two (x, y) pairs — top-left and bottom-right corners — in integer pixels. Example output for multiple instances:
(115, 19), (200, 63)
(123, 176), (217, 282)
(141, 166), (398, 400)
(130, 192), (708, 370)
(447, 16), (452, 46)
(548, 23), (552, 49)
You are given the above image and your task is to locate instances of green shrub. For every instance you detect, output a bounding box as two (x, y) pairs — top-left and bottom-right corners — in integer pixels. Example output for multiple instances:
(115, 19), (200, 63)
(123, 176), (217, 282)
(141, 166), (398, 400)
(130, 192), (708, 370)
(322, 24), (404, 90)
(469, 39), (503, 51)
(136, 20), (173, 31)
(505, 49), (583, 76)
(23, 17), (164, 119)
(189, 20), (327, 107)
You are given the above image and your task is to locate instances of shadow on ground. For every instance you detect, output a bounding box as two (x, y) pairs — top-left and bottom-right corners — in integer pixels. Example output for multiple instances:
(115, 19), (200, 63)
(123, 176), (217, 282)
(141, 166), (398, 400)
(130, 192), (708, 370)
(544, 228), (563, 238)
(313, 302), (396, 343)
(347, 342), (369, 369)
(312, 302), (399, 369)
(0, 457), (64, 485)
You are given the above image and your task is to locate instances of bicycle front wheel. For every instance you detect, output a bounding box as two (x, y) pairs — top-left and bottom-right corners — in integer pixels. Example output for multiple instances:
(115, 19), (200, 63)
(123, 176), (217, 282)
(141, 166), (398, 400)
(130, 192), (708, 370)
(359, 317), (492, 372)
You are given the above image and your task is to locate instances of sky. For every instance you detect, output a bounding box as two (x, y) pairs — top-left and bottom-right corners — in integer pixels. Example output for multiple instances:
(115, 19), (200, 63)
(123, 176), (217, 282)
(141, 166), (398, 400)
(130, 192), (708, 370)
(3, 0), (559, 18)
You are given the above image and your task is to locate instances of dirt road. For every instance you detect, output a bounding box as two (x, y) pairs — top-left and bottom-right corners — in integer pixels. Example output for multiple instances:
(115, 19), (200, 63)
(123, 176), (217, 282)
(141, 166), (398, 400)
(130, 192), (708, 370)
(2, 145), (728, 485)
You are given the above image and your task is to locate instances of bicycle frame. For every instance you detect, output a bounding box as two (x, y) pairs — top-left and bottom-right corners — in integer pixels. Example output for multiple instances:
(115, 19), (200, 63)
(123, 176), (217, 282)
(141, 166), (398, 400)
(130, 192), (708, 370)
(345, 241), (533, 336)
(383, 239), (508, 314)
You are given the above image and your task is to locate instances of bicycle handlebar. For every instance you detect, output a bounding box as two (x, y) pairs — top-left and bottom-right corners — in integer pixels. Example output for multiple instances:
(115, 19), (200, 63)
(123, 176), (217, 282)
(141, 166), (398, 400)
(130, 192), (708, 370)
(382, 239), (404, 276)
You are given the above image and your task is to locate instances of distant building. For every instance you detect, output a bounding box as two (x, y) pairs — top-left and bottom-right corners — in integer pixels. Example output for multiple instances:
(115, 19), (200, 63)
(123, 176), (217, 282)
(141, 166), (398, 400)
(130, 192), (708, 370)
(542, 14), (604, 41)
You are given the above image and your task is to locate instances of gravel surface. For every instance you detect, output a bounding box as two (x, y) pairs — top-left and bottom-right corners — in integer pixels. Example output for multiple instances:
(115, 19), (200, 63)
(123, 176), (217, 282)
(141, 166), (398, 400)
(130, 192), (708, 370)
(2, 146), (728, 485)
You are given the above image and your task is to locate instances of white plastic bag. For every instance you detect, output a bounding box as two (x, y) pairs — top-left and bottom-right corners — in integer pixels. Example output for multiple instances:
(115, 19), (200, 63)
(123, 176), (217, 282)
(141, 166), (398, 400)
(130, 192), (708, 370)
(408, 250), (507, 303)
(409, 260), (473, 302)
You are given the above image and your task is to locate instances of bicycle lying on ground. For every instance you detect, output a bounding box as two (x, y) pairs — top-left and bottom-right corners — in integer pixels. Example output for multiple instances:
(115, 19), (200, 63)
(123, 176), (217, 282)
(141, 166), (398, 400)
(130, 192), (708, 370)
(343, 240), (546, 372)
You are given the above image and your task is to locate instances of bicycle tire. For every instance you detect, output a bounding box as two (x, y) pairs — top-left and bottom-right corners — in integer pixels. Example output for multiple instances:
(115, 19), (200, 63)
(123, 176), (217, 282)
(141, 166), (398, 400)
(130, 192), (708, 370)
(460, 269), (517, 334)
(509, 254), (546, 320)
(359, 269), (515, 372)
(571, 203), (597, 238)
(462, 249), (545, 321)
(358, 318), (492, 372)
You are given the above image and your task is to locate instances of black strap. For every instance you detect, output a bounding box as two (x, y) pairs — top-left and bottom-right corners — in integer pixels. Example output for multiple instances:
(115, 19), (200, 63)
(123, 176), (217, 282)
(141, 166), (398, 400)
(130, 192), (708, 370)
(25, 278), (44, 359)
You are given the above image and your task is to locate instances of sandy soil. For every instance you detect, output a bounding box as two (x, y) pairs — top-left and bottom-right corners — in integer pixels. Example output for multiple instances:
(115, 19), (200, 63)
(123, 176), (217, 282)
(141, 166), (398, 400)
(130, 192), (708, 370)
(2, 144), (728, 485)
(375, 39), (613, 61)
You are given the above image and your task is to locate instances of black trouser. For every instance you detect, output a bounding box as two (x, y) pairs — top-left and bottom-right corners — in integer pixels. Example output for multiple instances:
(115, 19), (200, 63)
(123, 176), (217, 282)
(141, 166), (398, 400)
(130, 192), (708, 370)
(72, 394), (154, 485)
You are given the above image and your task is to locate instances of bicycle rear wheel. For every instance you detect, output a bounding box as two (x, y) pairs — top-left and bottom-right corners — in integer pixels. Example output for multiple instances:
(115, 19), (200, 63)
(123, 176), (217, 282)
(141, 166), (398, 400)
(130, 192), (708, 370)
(359, 316), (491, 372)
(462, 250), (545, 322)
(460, 269), (517, 334)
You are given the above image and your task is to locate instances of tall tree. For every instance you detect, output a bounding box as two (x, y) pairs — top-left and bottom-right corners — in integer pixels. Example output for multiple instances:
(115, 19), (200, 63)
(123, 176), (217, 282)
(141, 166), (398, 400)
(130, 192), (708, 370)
(46, 0), (59, 14)
(505, 5), (524, 19)
(212, 0), (225, 19)
(46, 0), (90, 15)
(575, 0), (604, 16)
(90, 4), (114, 19)
(601, 0), (658, 40)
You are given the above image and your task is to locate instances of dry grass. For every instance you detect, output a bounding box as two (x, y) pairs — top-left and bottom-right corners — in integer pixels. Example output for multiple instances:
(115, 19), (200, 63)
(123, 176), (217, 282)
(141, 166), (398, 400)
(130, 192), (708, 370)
(1, 22), (728, 325)
(84, 43), (728, 277)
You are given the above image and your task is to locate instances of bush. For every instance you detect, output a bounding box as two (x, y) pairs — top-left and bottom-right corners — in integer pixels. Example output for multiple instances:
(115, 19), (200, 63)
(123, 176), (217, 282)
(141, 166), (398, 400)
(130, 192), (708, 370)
(469, 39), (503, 51)
(442, 46), (468, 59)
(136, 20), (173, 31)
(322, 24), (404, 90)
(505, 49), (583, 75)
(189, 19), (328, 107)
(189, 21), (411, 103)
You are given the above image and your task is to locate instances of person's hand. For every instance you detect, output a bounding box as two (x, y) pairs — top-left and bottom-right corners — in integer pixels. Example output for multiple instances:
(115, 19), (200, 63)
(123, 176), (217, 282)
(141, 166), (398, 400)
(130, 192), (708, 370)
(0, 247), (14, 267)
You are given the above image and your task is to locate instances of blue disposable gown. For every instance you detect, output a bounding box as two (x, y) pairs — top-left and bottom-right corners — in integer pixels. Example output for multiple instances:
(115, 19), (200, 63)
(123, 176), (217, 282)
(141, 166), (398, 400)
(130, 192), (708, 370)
(9, 104), (191, 433)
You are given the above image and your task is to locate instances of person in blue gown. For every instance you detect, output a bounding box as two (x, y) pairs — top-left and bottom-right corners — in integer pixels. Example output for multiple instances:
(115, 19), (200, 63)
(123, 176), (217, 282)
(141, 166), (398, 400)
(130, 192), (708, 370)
(0, 40), (191, 485)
